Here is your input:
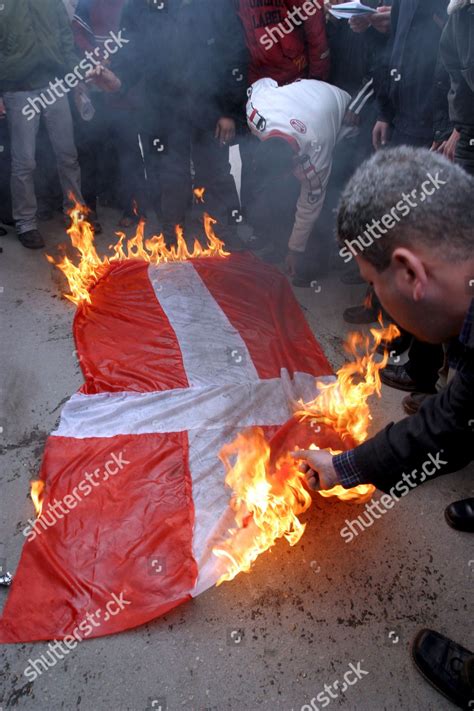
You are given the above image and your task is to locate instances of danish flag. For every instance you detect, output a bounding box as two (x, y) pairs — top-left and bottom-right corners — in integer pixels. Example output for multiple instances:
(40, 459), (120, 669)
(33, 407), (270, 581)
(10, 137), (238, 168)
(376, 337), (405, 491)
(0, 253), (333, 643)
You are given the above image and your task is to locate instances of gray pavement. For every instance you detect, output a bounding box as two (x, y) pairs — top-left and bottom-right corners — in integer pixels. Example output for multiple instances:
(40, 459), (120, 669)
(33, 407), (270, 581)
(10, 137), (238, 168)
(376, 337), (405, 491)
(0, 208), (472, 711)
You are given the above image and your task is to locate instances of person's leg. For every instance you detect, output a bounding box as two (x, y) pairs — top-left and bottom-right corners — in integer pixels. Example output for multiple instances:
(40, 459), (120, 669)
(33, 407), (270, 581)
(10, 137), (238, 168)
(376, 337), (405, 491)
(72, 98), (99, 213)
(110, 109), (147, 220)
(0, 117), (13, 226)
(238, 131), (260, 216)
(3, 90), (41, 235)
(154, 114), (191, 237)
(43, 93), (84, 213)
(34, 120), (62, 219)
(192, 126), (242, 241)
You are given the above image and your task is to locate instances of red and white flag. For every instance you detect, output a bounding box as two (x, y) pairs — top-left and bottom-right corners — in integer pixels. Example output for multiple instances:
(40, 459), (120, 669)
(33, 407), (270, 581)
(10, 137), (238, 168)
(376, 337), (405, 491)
(0, 253), (333, 643)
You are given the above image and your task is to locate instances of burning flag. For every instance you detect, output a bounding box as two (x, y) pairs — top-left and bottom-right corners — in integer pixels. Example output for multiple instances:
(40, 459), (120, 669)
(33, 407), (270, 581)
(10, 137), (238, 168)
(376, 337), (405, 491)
(0, 209), (394, 643)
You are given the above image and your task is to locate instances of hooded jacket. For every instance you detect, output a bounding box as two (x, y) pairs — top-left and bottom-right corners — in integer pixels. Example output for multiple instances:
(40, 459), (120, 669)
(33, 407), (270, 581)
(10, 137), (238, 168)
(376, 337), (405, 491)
(440, 0), (474, 131)
(237, 0), (329, 86)
(246, 78), (351, 252)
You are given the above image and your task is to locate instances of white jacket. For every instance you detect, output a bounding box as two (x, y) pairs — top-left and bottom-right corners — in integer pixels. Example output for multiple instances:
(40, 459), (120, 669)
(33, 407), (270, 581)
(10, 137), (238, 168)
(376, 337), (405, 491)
(246, 78), (352, 253)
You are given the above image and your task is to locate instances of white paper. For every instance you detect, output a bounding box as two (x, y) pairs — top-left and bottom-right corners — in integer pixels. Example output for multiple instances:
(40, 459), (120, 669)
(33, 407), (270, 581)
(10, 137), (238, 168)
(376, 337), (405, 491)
(329, 1), (376, 19)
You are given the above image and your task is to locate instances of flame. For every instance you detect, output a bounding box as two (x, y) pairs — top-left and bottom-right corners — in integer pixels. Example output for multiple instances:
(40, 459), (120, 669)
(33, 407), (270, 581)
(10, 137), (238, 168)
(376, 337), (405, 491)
(47, 200), (228, 305)
(213, 428), (312, 584)
(295, 316), (400, 502)
(30, 480), (45, 517)
(213, 318), (400, 583)
(193, 187), (206, 203)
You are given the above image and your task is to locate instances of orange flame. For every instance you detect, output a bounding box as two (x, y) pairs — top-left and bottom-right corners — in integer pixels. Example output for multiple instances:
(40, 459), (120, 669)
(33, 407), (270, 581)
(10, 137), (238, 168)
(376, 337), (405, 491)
(213, 428), (312, 584)
(213, 318), (400, 583)
(47, 200), (228, 305)
(30, 480), (45, 517)
(193, 187), (206, 203)
(295, 317), (400, 502)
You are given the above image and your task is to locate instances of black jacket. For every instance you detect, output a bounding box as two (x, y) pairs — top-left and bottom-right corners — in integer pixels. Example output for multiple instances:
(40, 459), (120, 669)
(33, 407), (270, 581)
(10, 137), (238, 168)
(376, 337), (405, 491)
(440, 0), (474, 131)
(113, 0), (248, 131)
(377, 0), (451, 141)
(353, 300), (474, 494)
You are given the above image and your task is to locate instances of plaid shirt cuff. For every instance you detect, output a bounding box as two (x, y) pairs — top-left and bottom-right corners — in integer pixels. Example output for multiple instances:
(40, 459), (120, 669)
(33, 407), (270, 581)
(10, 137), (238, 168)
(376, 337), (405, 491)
(333, 450), (364, 488)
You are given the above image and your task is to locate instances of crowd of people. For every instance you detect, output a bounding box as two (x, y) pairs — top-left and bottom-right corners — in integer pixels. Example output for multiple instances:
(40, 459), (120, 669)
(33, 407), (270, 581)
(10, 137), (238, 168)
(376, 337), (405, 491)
(1, 1), (473, 708)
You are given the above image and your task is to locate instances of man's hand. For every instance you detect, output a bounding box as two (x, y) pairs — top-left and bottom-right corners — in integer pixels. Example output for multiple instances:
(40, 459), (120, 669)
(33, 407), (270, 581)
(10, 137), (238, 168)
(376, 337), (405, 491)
(291, 449), (340, 491)
(441, 128), (460, 162)
(372, 120), (391, 151)
(285, 251), (298, 278)
(349, 15), (371, 33)
(86, 65), (121, 93)
(343, 109), (361, 127)
(215, 117), (236, 146)
(370, 6), (391, 33)
(0, 98), (6, 119)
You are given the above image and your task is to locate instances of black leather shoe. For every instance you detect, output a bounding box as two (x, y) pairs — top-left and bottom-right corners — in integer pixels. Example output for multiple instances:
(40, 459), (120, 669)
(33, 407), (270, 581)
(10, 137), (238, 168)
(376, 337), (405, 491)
(18, 229), (45, 249)
(376, 331), (412, 357)
(402, 392), (433, 415)
(380, 364), (436, 393)
(343, 304), (378, 324)
(412, 629), (474, 710)
(445, 498), (474, 533)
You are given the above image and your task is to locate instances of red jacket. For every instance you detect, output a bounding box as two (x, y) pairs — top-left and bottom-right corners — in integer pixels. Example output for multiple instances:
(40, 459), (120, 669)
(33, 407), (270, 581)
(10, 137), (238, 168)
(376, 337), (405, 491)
(237, 0), (330, 85)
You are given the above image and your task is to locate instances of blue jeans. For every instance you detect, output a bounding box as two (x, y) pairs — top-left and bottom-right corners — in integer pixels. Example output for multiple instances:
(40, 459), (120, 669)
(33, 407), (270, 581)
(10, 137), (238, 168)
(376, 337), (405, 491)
(3, 89), (84, 234)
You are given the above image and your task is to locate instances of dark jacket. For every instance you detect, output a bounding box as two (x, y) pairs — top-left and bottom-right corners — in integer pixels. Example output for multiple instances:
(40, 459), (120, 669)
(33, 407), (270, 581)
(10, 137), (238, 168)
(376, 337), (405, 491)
(0, 0), (78, 93)
(440, 0), (474, 131)
(353, 299), (474, 494)
(377, 0), (451, 141)
(237, 0), (329, 86)
(327, 1), (392, 120)
(113, 0), (249, 130)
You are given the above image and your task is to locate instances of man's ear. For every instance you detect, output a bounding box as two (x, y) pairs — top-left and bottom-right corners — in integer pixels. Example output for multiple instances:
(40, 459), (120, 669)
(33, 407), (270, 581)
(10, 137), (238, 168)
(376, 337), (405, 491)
(391, 247), (428, 302)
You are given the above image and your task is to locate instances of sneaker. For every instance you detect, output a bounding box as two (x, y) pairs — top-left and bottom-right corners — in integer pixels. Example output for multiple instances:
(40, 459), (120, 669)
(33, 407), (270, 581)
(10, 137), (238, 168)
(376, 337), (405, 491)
(17, 229), (45, 249)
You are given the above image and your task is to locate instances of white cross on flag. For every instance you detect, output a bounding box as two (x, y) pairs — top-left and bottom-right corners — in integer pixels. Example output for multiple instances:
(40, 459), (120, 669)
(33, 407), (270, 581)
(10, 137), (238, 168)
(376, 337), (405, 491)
(0, 253), (334, 643)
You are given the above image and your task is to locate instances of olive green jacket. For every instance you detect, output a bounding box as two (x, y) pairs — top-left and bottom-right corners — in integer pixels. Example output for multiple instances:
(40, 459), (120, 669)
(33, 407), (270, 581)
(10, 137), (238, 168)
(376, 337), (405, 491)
(0, 0), (78, 92)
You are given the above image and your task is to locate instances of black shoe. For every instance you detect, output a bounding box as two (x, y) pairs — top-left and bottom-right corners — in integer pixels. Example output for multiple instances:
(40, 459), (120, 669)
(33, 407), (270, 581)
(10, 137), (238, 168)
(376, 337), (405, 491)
(18, 229), (45, 249)
(402, 391), (433, 415)
(343, 304), (378, 324)
(445, 498), (474, 533)
(380, 364), (436, 393)
(0, 226), (7, 236)
(412, 629), (474, 710)
(376, 331), (412, 357)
